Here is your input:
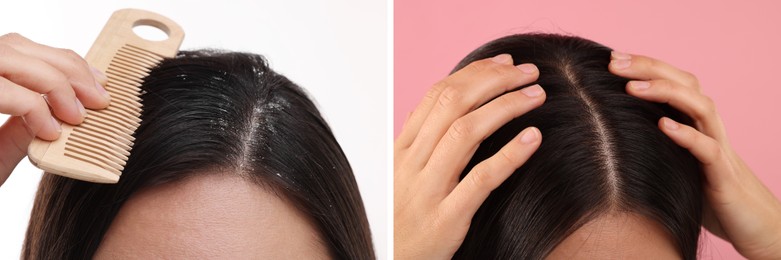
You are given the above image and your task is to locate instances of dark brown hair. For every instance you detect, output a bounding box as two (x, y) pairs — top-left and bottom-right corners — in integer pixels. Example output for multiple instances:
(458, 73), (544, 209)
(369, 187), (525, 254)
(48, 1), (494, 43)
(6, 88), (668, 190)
(23, 50), (375, 259)
(453, 34), (702, 259)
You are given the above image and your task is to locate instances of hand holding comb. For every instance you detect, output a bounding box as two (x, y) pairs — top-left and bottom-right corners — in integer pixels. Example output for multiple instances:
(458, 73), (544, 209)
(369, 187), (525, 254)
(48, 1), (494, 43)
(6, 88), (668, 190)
(28, 9), (184, 183)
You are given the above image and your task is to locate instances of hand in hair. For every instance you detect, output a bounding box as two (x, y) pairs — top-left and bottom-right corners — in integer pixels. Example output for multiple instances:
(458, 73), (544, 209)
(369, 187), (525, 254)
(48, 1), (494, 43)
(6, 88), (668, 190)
(610, 51), (781, 260)
(394, 54), (545, 259)
(0, 33), (110, 186)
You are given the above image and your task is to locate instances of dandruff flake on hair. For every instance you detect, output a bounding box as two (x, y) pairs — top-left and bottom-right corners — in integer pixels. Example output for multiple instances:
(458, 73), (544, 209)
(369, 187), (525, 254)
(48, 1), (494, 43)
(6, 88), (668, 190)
(236, 106), (264, 172)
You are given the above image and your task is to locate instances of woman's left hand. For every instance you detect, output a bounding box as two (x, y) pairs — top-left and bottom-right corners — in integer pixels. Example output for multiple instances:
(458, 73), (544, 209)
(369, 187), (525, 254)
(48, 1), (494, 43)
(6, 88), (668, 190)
(609, 51), (781, 259)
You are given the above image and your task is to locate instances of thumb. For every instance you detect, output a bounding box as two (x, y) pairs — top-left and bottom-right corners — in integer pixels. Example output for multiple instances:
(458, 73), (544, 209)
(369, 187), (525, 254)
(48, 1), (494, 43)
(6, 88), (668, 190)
(0, 116), (35, 186)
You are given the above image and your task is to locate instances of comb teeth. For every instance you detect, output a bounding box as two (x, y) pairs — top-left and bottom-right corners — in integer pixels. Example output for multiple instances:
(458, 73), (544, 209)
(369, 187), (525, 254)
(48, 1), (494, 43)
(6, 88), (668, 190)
(27, 9), (184, 183)
(62, 44), (163, 176)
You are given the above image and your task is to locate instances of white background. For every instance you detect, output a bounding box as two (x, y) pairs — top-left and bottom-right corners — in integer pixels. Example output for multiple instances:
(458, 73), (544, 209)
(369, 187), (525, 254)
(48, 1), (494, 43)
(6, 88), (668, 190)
(0, 1), (388, 259)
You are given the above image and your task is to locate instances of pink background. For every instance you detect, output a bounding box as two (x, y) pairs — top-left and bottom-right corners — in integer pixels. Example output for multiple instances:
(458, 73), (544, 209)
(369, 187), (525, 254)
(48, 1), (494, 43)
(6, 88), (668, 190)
(395, 0), (780, 259)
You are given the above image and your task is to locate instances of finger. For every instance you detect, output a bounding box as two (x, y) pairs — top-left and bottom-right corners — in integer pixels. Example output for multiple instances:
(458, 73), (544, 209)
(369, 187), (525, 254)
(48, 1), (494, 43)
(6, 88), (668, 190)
(423, 85), (545, 192)
(609, 51), (700, 89)
(0, 116), (35, 186)
(1, 33), (110, 109)
(91, 66), (109, 87)
(395, 79), (448, 149)
(396, 54), (537, 149)
(441, 127), (541, 221)
(0, 43), (85, 125)
(0, 77), (60, 140)
(658, 117), (735, 190)
(405, 55), (539, 169)
(627, 80), (728, 142)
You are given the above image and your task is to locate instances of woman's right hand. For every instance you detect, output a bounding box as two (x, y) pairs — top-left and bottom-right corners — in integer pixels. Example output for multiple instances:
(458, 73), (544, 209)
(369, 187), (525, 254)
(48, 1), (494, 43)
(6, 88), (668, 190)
(395, 54), (545, 259)
(0, 33), (110, 186)
(609, 51), (781, 259)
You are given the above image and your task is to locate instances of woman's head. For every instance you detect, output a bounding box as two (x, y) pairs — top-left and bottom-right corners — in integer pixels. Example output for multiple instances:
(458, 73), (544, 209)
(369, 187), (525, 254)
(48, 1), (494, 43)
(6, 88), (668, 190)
(452, 34), (702, 259)
(23, 50), (374, 259)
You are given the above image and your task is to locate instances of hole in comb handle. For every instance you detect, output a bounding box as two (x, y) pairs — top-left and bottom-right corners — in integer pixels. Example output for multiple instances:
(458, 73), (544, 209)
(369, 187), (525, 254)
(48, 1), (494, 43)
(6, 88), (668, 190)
(132, 19), (169, 41)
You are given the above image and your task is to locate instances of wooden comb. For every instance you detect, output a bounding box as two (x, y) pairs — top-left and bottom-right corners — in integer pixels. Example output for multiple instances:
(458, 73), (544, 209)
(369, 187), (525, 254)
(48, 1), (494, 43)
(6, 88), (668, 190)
(28, 9), (184, 183)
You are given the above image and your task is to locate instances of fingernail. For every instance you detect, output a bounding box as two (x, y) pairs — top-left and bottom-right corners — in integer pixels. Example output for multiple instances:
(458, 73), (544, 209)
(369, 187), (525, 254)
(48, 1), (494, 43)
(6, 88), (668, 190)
(91, 66), (111, 100)
(491, 54), (512, 64)
(611, 51), (631, 60)
(96, 81), (110, 99)
(51, 116), (61, 133)
(662, 117), (679, 130)
(76, 99), (86, 118)
(41, 94), (51, 105)
(629, 81), (650, 90)
(520, 127), (539, 144)
(90, 66), (107, 82)
(521, 84), (544, 97)
(611, 59), (631, 69)
(516, 63), (537, 74)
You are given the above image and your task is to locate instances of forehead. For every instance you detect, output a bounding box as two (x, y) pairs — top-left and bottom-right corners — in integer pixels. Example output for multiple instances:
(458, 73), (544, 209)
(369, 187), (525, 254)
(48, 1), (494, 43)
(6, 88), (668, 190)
(94, 172), (330, 259)
(547, 212), (681, 259)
